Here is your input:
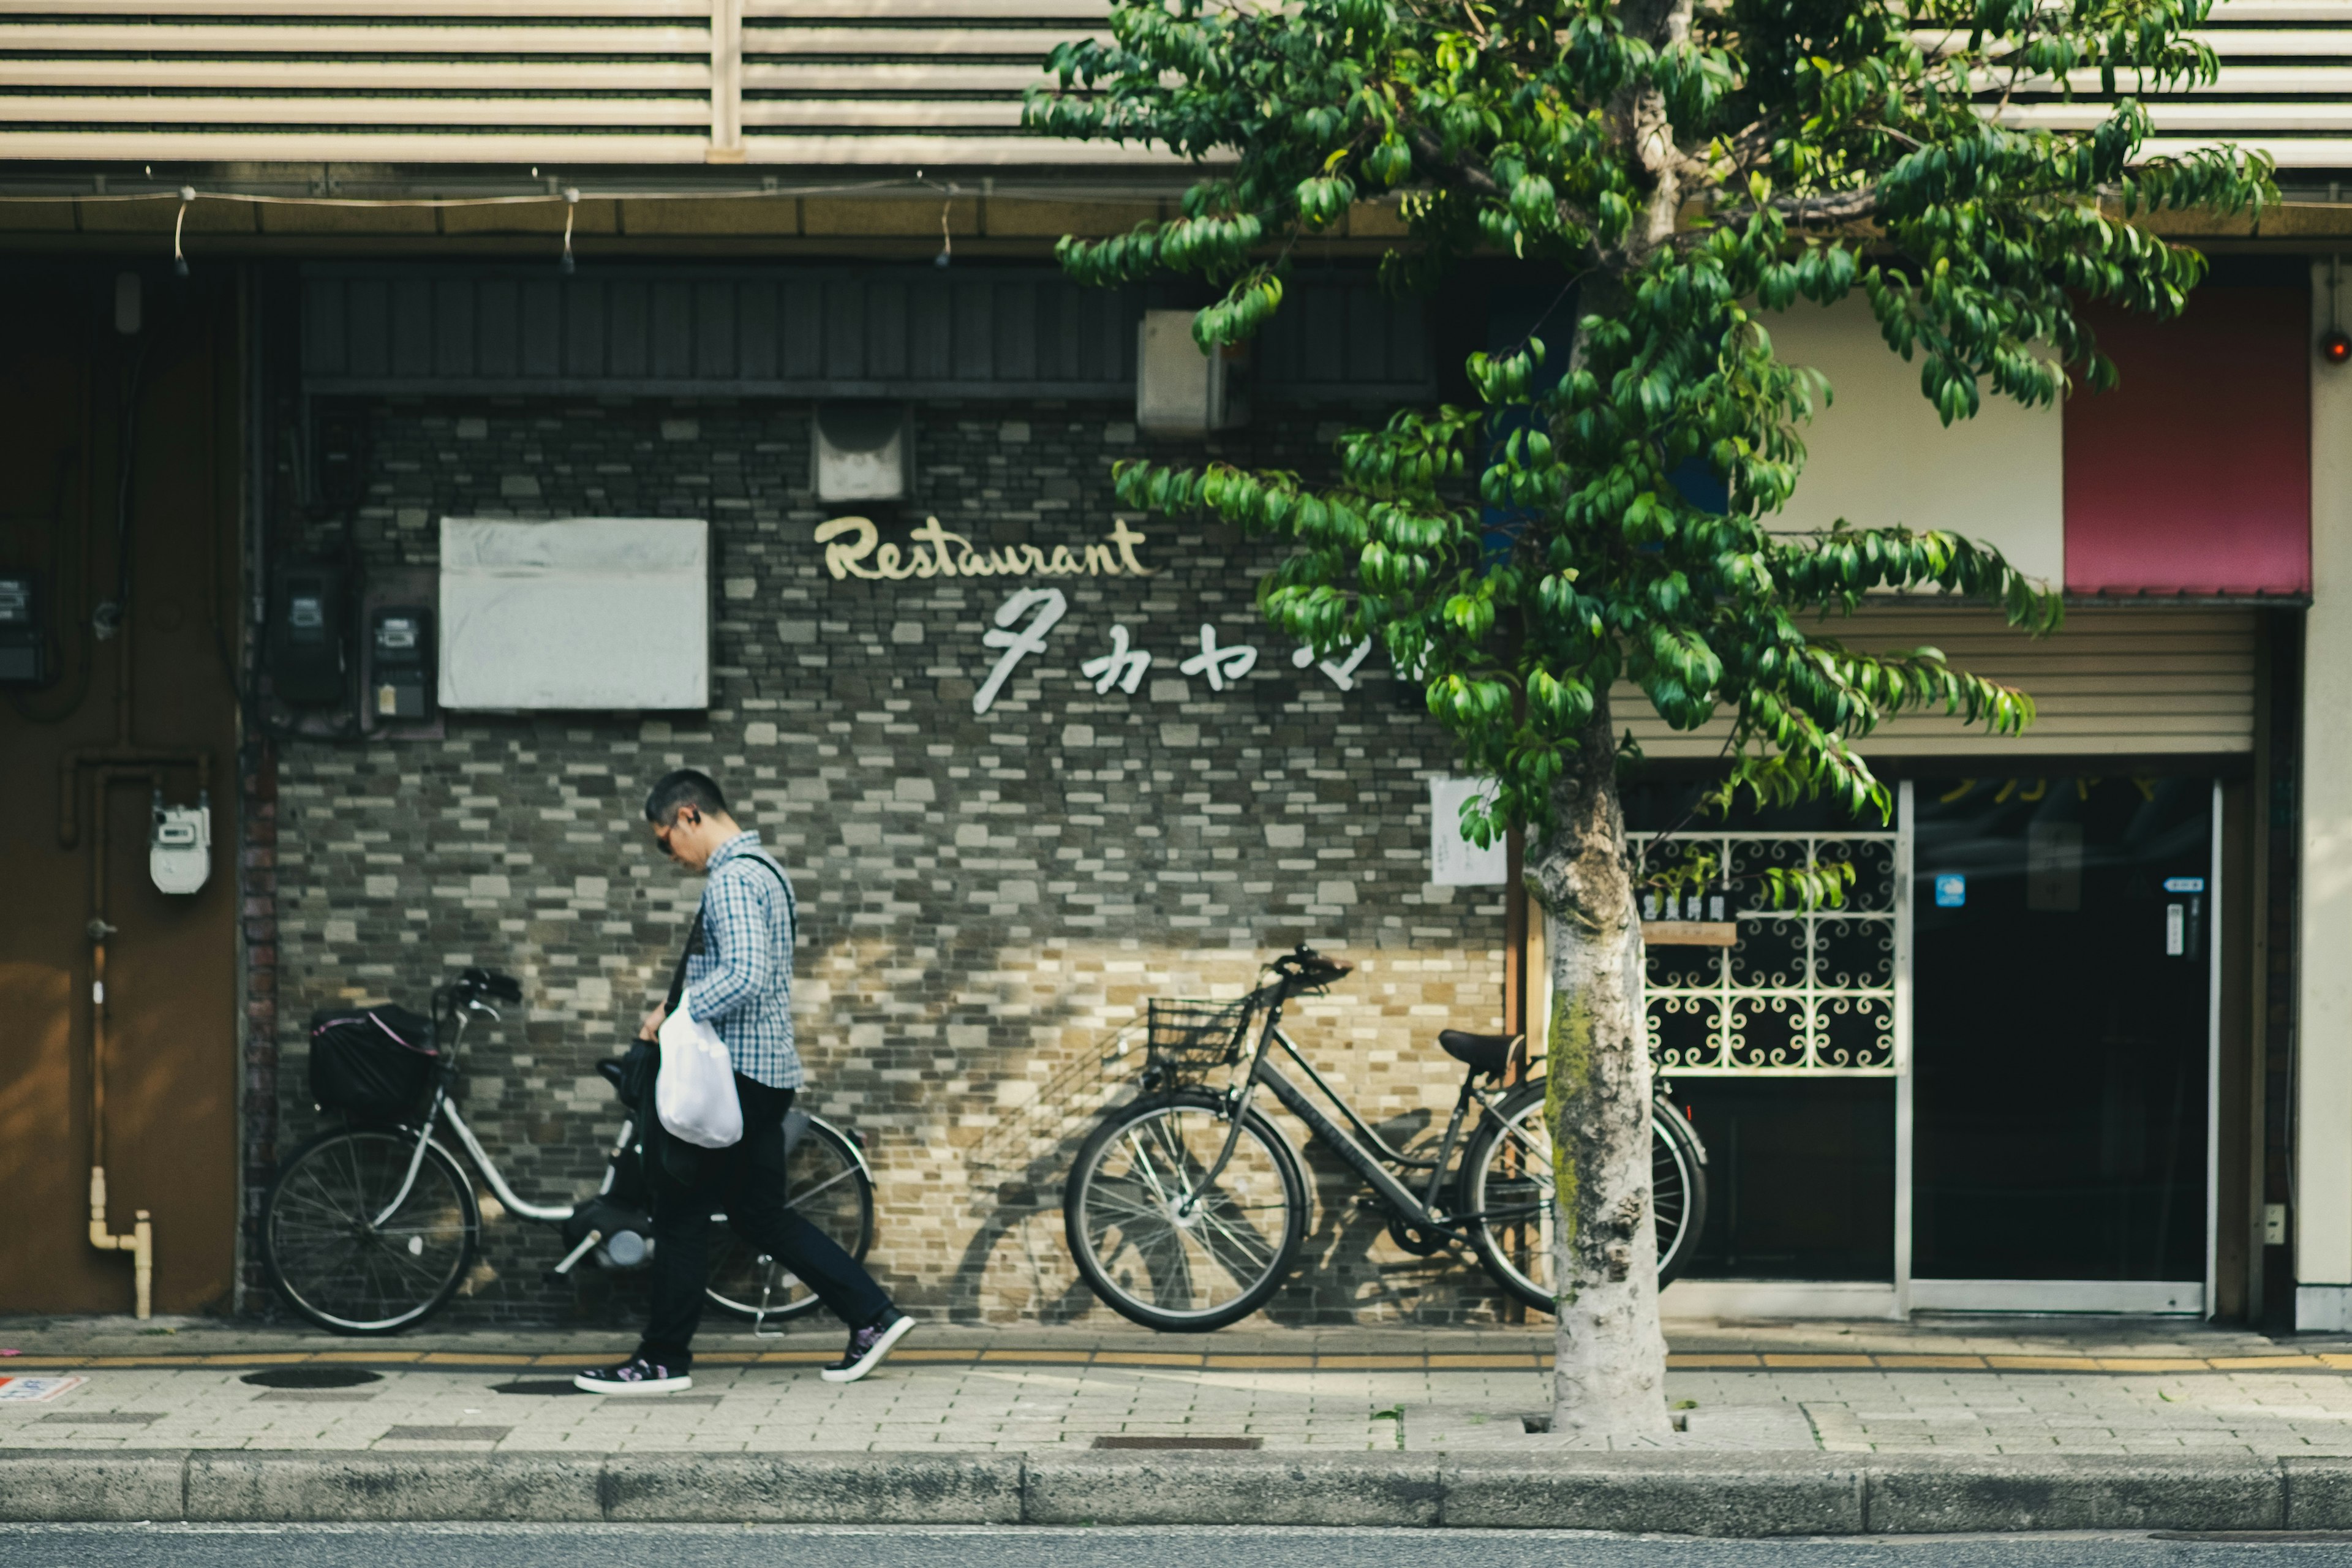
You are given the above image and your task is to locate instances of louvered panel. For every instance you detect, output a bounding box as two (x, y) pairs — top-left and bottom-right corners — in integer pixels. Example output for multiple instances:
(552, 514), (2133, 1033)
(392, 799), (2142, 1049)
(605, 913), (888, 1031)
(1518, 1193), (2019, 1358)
(0, 97), (709, 129)
(2011, 104), (2352, 131)
(0, 0), (709, 12)
(0, 22), (714, 51)
(2196, 23), (2352, 54)
(1985, 7), (2352, 168)
(0, 0), (2343, 172)
(1621, 608), (2258, 760)
(741, 99), (1027, 128)
(742, 62), (1052, 89)
(2015, 66), (2352, 93)
(746, 0), (1107, 15)
(741, 26), (1107, 54)
(735, 132), (1169, 163)
(6, 61), (712, 91)
(0, 132), (717, 163)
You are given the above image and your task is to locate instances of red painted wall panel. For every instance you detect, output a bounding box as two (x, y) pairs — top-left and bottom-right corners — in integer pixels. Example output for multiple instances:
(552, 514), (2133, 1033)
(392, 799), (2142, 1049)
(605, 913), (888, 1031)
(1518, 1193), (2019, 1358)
(2062, 285), (2310, 595)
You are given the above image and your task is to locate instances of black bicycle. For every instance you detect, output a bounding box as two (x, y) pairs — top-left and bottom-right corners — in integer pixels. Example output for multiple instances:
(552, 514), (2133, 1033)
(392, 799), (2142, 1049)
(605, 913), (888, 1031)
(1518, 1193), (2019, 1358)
(1063, 946), (1708, 1330)
(260, 966), (876, 1335)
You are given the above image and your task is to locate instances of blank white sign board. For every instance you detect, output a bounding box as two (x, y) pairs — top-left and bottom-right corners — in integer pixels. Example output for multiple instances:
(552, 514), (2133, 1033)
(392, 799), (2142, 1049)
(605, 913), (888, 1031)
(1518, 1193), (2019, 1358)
(440, 518), (709, 710)
(1429, 777), (1508, 887)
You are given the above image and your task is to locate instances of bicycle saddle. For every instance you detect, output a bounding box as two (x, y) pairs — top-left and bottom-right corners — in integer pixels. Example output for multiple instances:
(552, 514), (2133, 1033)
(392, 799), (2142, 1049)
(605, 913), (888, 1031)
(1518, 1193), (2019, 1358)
(595, 1058), (627, 1091)
(1438, 1029), (1520, 1079)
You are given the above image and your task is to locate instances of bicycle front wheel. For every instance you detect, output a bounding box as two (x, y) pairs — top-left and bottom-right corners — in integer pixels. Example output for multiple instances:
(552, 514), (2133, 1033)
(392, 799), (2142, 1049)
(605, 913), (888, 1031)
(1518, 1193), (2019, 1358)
(261, 1125), (479, 1334)
(703, 1116), (876, 1322)
(1064, 1088), (1307, 1332)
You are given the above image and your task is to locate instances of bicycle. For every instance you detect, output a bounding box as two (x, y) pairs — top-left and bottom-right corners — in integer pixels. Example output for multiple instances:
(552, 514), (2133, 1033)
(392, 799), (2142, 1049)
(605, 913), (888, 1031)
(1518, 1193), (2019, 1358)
(260, 965), (876, 1335)
(1063, 946), (1708, 1330)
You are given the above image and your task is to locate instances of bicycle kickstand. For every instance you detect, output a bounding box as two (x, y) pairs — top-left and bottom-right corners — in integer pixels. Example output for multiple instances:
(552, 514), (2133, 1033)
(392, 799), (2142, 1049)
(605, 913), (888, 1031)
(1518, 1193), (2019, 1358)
(748, 1258), (799, 1340)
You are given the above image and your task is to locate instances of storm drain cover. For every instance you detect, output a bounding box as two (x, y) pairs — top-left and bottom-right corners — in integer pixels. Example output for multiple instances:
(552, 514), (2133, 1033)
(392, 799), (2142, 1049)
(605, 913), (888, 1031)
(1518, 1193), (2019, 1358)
(240, 1366), (383, 1390)
(1093, 1436), (1263, 1450)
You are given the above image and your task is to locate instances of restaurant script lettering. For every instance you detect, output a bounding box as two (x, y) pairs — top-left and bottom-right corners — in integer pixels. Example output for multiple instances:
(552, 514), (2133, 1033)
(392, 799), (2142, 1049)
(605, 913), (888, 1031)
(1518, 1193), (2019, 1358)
(815, 515), (1156, 582)
(805, 514), (1372, 717)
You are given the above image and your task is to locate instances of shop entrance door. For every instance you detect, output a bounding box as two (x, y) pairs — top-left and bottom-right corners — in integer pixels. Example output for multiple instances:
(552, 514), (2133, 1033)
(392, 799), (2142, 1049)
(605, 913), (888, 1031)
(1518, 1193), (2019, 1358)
(1909, 774), (2215, 1313)
(1639, 816), (1907, 1319)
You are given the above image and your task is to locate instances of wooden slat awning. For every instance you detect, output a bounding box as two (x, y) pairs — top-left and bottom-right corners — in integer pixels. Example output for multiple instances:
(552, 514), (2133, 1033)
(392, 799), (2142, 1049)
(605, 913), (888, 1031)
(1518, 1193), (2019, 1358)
(0, 0), (2345, 172)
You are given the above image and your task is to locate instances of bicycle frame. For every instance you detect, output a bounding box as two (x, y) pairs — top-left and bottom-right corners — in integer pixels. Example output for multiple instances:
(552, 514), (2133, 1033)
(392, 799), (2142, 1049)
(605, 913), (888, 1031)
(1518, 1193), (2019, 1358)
(369, 992), (579, 1229)
(1187, 983), (1502, 1239)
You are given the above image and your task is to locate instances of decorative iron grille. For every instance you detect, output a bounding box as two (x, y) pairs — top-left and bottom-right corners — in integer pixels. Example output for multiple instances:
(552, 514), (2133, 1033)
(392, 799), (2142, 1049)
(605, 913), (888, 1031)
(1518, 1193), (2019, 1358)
(1640, 831), (1900, 1076)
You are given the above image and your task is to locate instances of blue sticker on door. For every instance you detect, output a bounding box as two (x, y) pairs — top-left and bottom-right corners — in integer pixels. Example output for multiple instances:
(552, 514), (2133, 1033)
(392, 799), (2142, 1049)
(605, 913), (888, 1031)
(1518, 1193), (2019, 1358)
(1934, 873), (1967, 908)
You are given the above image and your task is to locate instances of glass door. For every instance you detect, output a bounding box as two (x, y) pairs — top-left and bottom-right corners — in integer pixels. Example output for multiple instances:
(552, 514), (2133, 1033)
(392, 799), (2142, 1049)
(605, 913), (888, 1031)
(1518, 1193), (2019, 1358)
(1908, 775), (2214, 1312)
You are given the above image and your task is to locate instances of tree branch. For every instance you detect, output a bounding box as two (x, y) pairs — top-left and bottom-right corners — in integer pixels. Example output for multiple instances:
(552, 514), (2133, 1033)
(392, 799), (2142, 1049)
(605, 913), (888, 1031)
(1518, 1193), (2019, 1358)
(1404, 124), (1502, 197)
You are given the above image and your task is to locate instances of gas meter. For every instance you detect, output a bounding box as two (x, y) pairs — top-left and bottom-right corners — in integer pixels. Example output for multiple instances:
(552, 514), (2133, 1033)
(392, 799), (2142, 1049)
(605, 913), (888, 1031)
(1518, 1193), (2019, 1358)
(150, 790), (211, 896)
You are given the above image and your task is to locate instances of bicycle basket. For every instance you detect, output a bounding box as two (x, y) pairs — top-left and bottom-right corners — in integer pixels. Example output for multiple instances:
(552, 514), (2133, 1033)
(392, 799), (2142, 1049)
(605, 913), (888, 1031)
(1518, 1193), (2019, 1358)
(1145, 998), (1254, 1082)
(308, 1005), (439, 1121)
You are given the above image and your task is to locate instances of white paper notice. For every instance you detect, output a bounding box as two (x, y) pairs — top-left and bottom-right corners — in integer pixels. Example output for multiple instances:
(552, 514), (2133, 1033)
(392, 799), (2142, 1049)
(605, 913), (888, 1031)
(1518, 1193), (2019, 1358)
(1429, 777), (1507, 887)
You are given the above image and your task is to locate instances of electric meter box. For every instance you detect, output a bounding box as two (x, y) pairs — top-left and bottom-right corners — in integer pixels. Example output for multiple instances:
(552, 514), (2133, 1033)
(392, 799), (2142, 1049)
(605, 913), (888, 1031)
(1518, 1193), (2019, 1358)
(268, 562), (349, 707)
(0, 572), (47, 685)
(369, 606), (432, 722)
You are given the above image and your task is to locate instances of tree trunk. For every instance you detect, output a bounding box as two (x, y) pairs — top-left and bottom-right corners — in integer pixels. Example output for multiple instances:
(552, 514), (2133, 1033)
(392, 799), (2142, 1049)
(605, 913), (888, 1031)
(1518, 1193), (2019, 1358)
(1528, 685), (1670, 1441)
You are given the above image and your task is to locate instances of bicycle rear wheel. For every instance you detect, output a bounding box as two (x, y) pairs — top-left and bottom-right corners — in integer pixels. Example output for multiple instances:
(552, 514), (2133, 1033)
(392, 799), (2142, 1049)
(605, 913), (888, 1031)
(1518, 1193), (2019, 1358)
(1462, 1084), (1707, 1313)
(703, 1116), (875, 1322)
(262, 1125), (479, 1334)
(1064, 1088), (1307, 1332)
(1652, 1096), (1708, 1284)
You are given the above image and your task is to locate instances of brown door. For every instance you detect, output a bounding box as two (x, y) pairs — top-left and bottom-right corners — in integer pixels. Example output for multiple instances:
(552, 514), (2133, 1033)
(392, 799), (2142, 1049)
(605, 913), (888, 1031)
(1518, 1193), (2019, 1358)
(0, 270), (243, 1315)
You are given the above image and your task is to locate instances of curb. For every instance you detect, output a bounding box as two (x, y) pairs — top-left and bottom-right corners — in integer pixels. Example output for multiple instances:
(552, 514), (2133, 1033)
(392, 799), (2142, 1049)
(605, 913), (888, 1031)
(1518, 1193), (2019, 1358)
(4, 1449), (2352, 1533)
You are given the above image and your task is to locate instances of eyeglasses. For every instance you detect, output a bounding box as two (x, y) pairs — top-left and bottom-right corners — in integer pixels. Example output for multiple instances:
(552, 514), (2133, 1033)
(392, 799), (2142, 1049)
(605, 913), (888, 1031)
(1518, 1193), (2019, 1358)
(652, 810), (698, 856)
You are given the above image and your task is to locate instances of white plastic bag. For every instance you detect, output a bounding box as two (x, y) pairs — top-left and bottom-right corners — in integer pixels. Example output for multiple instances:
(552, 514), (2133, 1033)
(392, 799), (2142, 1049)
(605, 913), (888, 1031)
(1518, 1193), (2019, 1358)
(654, 994), (743, 1149)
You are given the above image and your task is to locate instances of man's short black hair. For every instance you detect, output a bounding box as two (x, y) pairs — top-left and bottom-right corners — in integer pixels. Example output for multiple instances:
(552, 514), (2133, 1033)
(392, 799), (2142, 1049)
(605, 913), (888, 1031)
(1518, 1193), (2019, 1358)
(645, 768), (728, 826)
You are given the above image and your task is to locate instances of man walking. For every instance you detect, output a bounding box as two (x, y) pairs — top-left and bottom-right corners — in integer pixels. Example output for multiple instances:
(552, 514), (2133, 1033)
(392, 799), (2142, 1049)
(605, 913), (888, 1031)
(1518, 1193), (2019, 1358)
(576, 768), (914, 1393)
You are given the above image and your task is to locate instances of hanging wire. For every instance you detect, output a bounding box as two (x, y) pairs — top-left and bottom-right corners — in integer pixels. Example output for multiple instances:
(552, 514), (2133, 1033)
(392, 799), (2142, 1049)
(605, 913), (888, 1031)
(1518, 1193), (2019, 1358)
(560, 186), (580, 276)
(171, 186), (194, 276)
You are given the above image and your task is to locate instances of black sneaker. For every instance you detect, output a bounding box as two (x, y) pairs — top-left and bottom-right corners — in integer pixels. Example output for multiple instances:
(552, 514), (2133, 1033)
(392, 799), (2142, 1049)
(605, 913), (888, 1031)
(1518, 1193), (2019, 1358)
(820, 1311), (915, 1384)
(573, 1355), (692, 1395)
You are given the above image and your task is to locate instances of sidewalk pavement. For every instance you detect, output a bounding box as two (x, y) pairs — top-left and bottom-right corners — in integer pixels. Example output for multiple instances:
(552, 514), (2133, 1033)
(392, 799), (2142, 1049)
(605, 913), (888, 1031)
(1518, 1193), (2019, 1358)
(5, 1315), (2352, 1531)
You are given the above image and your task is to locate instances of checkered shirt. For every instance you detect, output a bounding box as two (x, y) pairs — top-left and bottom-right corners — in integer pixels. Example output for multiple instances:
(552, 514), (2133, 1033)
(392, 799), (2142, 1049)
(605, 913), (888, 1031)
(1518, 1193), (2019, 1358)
(682, 831), (801, 1090)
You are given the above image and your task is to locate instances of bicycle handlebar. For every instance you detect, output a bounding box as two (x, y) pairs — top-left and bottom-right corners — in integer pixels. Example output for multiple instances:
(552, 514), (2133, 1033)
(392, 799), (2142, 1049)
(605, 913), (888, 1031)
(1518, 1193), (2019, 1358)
(1272, 944), (1354, 993)
(454, 967), (522, 1003)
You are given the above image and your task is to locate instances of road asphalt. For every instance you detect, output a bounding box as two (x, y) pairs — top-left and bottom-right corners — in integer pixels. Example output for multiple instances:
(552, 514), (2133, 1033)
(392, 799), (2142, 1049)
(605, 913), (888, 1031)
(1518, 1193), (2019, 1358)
(6, 1523), (2352, 1568)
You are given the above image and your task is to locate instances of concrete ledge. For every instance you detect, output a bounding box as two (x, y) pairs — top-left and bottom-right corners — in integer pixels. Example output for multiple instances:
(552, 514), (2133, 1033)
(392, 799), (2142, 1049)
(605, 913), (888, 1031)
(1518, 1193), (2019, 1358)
(1, 1447), (2342, 1532)
(2284, 1457), (2352, 1529)
(0, 1449), (189, 1522)
(186, 1451), (604, 1523)
(1022, 1450), (1442, 1526)
(1444, 1452), (1866, 1536)
(1863, 1454), (2285, 1534)
(605, 1451), (1022, 1523)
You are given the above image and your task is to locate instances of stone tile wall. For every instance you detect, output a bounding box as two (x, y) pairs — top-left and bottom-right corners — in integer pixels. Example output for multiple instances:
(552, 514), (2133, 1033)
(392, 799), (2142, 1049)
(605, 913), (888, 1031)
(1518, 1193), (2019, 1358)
(265, 398), (1517, 1326)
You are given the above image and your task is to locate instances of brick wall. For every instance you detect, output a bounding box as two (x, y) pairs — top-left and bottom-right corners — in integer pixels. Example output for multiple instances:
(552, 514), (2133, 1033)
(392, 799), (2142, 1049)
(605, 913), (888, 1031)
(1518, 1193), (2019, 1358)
(264, 397), (1515, 1326)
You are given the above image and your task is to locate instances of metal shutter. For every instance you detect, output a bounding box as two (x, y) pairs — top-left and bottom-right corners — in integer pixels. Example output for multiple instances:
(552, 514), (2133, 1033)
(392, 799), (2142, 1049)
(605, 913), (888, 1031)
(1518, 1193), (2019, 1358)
(1619, 605), (2260, 759)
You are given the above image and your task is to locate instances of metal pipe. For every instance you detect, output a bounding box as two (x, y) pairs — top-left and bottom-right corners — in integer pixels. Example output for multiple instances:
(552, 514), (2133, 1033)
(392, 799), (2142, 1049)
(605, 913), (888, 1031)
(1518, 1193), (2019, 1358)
(85, 764), (158, 1319)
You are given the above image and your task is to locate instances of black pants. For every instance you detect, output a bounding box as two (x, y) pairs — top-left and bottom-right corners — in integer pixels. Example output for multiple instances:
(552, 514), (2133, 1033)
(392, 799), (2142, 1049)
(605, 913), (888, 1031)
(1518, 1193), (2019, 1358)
(639, 1074), (891, 1368)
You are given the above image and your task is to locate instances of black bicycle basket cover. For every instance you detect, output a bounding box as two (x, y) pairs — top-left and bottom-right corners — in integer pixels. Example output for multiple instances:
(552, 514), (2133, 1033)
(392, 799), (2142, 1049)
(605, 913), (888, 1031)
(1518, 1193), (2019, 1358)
(308, 1004), (438, 1120)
